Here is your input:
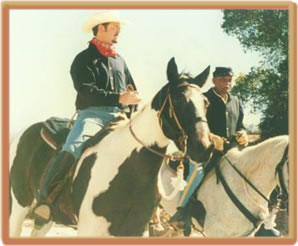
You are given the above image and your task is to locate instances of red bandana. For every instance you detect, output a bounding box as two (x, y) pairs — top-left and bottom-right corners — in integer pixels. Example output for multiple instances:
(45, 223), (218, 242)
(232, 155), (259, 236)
(90, 38), (116, 58)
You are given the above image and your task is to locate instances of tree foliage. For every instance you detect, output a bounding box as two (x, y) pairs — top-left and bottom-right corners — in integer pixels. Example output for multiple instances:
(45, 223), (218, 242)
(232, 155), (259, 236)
(222, 10), (288, 138)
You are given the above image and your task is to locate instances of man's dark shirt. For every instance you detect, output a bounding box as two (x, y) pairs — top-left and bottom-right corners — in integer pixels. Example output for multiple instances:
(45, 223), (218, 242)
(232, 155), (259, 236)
(204, 88), (245, 138)
(70, 44), (136, 110)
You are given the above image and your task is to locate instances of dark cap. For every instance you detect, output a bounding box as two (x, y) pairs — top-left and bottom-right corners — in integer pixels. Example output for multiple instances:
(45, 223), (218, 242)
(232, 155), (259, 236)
(213, 67), (234, 77)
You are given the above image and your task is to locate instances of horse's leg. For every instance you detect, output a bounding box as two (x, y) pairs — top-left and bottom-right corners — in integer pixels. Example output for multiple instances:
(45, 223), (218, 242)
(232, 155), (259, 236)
(142, 224), (150, 237)
(9, 192), (31, 237)
(150, 206), (165, 230)
(30, 221), (54, 237)
(149, 206), (178, 237)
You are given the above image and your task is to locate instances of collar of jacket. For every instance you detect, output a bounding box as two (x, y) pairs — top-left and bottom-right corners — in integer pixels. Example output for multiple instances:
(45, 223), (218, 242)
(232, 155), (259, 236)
(87, 43), (118, 60)
(209, 88), (232, 103)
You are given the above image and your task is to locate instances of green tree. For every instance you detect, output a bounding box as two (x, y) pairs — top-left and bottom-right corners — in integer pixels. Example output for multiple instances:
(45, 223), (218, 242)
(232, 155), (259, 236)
(222, 10), (288, 138)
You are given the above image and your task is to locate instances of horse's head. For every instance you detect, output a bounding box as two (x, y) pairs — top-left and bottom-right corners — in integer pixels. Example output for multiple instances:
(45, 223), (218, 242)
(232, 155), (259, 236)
(153, 58), (213, 163)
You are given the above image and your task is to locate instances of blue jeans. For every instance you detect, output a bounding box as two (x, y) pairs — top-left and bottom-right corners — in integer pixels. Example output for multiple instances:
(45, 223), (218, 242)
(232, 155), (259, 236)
(62, 106), (122, 159)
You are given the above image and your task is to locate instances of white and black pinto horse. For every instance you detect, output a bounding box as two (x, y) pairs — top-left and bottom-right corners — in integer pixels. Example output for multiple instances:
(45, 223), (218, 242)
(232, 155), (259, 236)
(159, 135), (289, 237)
(10, 58), (214, 237)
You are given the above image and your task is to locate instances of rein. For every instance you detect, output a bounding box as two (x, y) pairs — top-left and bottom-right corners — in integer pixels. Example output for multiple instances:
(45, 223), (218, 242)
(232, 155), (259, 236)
(128, 84), (209, 200)
(157, 88), (188, 157)
(129, 85), (208, 163)
(129, 87), (189, 163)
(221, 154), (271, 204)
(215, 143), (289, 228)
(275, 144), (289, 201)
(215, 159), (261, 228)
(129, 125), (183, 162)
(128, 88), (188, 201)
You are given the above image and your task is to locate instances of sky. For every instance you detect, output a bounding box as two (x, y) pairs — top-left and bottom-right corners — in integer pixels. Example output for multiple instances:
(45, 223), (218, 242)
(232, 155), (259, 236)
(9, 9), (263, 137)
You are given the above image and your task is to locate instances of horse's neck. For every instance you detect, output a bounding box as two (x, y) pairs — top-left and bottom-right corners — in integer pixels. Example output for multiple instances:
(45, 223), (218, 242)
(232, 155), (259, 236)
(130, 104), (170, 148)
(227, 136), (288, 198)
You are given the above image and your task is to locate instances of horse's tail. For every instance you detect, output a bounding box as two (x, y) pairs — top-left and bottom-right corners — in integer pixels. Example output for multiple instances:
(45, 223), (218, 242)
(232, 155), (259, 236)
(10, 122), (51, 207)
(9, 127), (27, 216)
(9, 127), (27, 170)
(9, 124), (43, 237)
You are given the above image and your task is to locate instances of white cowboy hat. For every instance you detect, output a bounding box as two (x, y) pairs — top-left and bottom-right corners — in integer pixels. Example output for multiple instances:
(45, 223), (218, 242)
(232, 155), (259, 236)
(82, 10), (127, 33)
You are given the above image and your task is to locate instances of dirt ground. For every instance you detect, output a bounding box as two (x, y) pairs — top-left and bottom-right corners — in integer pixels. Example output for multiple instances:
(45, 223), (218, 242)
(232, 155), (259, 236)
(20, 216), (200, 237)
(21, 219), (77, 237)
(21, 208), (288, 238)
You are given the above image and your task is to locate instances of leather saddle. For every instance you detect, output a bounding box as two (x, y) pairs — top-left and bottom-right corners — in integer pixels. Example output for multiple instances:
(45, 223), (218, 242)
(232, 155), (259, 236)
(40, 117), (71, 150)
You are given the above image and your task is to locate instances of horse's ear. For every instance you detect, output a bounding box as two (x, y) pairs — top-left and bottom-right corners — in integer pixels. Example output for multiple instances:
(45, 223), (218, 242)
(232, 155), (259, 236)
(167, 57), (179, 84)
(193, 65), (210, 88)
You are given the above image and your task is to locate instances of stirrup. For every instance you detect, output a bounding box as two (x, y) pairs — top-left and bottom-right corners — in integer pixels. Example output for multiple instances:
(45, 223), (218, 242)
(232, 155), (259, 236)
(33, 203), (52, 227)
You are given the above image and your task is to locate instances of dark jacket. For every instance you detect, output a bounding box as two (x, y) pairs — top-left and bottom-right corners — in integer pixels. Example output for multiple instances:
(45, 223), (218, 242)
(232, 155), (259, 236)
(70, 44), (137, 110)
(204, 88), (245, 138)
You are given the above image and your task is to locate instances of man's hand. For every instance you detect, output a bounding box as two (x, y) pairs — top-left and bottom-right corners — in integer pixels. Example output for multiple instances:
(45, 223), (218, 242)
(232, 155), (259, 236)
(236, 130), (248, 147)
(209, 133), (225, 151)
(119, 91), (141, 105)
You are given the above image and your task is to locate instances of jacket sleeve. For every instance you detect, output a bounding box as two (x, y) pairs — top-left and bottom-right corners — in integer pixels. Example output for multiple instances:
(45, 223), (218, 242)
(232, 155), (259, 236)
(236, 98), (246, 132)
(70, 57), (120, 106)
(124, 63), (139, 111)
(124, 61), (137, 90)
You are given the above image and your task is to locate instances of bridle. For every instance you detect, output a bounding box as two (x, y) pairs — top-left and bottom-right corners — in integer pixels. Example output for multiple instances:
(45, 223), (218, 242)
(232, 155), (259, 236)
(129, 85), (208, 165)
(157, 88), (188, 155)
(275, 144), (289, 201)
(215, 143), (289, 229)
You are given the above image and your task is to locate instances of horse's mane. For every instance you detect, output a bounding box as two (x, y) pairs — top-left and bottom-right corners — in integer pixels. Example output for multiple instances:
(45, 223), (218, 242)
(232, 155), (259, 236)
(179, 72), (192, 80)
(178, 73), (199, 86)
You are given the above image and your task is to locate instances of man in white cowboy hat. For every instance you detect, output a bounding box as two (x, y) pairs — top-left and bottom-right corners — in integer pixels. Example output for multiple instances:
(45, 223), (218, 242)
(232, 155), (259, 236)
(33, 10), (141, 225)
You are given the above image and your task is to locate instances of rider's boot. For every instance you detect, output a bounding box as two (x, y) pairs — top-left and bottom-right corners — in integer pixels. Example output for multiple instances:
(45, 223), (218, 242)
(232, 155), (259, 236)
(169, 203), (193, 236)
(33, 151), (75, 227)
(169, 160), (204, 236)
